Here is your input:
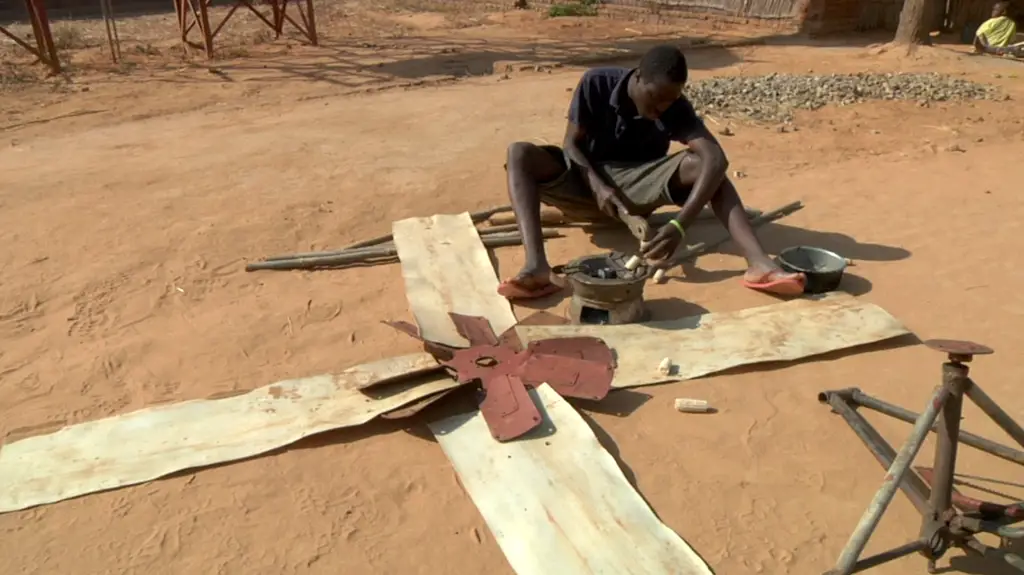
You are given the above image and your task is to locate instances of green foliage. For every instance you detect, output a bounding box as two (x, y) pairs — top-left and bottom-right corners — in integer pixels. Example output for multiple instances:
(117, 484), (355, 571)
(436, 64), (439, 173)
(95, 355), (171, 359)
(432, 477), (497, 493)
(548, 0), (599, 17)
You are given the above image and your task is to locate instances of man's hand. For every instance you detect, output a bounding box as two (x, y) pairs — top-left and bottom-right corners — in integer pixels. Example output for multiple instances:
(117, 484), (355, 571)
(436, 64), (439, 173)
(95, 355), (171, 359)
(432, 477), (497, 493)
(593, 183), (627, 219)
(641, 221), (685, 266)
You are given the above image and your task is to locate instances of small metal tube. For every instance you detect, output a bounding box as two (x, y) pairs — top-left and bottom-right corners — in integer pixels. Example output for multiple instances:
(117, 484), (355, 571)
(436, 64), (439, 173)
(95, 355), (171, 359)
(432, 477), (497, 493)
(927, 363), (969, 528)
(831, 385), (951, 575)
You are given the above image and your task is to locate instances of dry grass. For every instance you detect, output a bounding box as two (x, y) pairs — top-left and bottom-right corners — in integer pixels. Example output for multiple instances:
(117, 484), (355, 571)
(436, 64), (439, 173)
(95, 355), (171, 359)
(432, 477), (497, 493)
(52, 23), (87, 50)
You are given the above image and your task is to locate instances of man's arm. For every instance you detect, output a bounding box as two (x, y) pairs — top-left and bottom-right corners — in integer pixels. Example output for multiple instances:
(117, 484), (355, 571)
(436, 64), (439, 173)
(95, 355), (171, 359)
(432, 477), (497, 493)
(563, 122), (615, 197)
(562, 78), (616, 196)
(673, 122), (729, 229)
(562, 77), (627, 217)
(975, 29), (995, 53)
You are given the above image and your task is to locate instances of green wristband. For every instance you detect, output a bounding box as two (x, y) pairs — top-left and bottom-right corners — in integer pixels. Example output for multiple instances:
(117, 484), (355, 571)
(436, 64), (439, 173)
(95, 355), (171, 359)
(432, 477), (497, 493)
(669, 219), (685, 236)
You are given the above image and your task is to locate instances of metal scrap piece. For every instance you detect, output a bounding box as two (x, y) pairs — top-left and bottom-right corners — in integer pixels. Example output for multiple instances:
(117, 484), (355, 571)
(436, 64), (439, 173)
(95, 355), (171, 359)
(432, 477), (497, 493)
(479, 374), (544, 441)
(450, 313), (500, 346)
(519, 337), (616, 401)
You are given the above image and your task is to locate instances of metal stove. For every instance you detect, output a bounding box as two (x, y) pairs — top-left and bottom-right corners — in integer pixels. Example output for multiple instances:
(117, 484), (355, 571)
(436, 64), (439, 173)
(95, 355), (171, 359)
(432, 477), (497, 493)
(564, 252), (649, 325)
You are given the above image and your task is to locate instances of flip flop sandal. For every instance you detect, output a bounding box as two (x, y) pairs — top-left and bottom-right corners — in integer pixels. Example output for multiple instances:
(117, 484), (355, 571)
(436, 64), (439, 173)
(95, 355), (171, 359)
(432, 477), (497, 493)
(741, 272), (806, 296)
(497, 279), (563, 300)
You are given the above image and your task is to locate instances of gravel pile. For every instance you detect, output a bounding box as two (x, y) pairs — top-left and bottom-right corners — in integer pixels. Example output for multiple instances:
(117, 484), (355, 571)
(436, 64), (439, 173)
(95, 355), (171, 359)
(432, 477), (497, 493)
(685, 72), (1002, 123)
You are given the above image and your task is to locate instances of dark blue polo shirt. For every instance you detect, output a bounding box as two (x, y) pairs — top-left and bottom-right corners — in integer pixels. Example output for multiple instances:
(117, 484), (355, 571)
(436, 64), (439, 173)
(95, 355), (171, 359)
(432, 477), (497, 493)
(568, 67), (704, 164)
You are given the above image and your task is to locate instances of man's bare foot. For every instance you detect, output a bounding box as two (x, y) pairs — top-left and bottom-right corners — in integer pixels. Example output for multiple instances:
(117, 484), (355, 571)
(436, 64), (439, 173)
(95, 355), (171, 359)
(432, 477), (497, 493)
(497, 265), (564, 300)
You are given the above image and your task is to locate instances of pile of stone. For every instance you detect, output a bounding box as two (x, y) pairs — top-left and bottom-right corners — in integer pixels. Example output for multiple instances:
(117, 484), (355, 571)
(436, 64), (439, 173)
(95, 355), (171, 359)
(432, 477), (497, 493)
(685, 72), (1002, 123)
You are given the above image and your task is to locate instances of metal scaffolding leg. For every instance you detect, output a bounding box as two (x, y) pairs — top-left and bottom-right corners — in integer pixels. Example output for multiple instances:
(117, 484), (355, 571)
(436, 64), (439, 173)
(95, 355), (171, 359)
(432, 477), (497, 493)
(0, 0), (60, 74)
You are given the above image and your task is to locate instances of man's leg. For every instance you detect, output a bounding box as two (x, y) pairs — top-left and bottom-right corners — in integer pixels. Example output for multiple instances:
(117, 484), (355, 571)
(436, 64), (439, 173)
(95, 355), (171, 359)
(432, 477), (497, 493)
(672, 153), (802, 288)
(602, 152), (802, 292)
(501, 142), (596, 298)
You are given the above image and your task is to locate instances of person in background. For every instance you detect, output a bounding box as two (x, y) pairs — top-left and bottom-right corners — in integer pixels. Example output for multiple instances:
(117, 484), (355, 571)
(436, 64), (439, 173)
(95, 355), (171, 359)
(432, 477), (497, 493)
(974, 1), (1023, 57)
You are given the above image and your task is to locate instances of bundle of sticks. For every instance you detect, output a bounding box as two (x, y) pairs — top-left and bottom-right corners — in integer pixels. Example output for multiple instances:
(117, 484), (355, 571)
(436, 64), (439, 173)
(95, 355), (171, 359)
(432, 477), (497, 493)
(246, 206), (548, 272)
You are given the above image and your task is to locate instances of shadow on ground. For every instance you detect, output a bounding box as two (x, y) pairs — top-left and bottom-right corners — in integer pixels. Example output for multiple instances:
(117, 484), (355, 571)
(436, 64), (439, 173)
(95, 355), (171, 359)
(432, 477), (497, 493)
(186, 34), (756, 89)
(73, 26), (894, 91)
(209, 28), (894, 87)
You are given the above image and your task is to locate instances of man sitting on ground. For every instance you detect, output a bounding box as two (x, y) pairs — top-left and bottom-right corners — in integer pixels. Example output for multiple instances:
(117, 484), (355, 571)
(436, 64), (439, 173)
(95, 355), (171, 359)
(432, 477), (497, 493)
(974, 2), (1023, 57)
(497, 44), (805, 300)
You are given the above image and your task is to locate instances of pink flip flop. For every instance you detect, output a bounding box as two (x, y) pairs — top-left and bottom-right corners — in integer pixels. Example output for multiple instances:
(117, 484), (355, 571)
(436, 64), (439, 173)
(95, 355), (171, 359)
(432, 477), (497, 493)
(497, 278), (563, 300)
(741, 271), (806, 296)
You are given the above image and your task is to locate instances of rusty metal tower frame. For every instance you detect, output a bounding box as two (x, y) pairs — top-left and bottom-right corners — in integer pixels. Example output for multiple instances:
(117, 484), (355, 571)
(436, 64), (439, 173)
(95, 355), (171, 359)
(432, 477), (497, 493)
(173, 0), (318, 58)
(0, 0), (61, 74)
(820, 339), (1024, 574)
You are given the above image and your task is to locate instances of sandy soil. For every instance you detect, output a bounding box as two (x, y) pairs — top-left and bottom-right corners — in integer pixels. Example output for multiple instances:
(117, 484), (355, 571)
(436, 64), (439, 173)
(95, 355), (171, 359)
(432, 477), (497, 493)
(2, 3), (1024, 574)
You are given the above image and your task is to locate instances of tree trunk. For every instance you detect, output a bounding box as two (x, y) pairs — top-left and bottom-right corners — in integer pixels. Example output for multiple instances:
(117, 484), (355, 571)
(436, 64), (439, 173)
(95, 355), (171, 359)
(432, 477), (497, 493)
(893, 0), (931, 44)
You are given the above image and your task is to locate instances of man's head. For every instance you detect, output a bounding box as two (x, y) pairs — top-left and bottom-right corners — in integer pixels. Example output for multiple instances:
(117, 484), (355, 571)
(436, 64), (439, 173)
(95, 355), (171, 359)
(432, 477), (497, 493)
(993, 1), (1009, 17)
(631, 45), (688, 120)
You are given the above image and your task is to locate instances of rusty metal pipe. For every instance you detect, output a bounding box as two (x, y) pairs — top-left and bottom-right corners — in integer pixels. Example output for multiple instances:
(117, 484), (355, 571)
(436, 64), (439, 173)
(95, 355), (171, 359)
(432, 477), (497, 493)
(820, 392), (931, 514)
(845, 388), (1024, 466)
(964, 378), (1024, 450)
(926, 362), (969, 538)
(831, 385), (951, 575)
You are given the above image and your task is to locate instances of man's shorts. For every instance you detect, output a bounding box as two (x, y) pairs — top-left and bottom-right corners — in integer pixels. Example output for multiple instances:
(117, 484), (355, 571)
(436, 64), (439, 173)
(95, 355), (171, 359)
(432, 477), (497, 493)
(535, 145), (694, 223)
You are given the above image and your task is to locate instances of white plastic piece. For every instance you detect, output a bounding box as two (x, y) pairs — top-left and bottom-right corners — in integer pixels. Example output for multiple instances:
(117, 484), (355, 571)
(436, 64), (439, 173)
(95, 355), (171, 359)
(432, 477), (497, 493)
(624, 255), (643, 271)
(653, 269), (667, 284)
(657, 357), (673, 375)
(674, 398), (712, 413)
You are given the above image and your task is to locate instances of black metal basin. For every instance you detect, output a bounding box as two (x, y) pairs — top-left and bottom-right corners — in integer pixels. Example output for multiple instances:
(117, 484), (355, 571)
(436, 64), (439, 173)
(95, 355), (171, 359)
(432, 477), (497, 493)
(777, 246), (848, 294)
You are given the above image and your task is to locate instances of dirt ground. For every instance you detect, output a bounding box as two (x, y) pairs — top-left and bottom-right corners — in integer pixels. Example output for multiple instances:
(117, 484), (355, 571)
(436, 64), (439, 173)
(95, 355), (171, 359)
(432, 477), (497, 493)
(2, 2), (1024, 574)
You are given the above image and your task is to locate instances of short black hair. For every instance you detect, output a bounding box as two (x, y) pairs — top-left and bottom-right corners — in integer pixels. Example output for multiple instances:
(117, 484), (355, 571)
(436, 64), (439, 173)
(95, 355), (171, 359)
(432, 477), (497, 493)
(638, 44), (688, 86)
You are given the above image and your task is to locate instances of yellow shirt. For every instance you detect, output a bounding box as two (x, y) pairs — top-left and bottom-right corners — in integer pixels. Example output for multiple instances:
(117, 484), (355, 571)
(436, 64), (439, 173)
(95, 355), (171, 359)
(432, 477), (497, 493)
(977, 16), (1017, 47)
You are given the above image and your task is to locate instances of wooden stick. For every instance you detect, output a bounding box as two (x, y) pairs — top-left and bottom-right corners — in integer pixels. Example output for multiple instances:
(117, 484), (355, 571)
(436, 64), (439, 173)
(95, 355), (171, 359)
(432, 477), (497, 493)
(469, 205), (514, 223)
(247, 230), (559, 272)
(338, 205), (514, 252)
(263, 223), (524, 262)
